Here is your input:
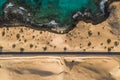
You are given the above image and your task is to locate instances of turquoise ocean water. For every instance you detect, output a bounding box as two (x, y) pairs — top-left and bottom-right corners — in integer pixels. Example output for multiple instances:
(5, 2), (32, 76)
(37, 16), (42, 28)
(0, 0), (100, 27)
(0, 0), (7, 15)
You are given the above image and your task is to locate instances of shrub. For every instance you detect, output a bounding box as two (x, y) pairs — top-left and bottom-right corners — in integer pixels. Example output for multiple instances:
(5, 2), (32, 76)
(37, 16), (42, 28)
(20, 48), (24, 52)
(43, 47), (47, 51)
(114, 41), (119, 47)
(88, 31), (92, 36)
(0, 46), (3, 52)
(12, 44), (16, 48)
(30, 44), (33, 48)
(88, 42), (92, 46)
(64, 47), (67, 51)
(108, 47), (111, 52)
(2, 31), (5, 36)
(98, 32), (100, 36)
(107, 39), (111, 44)
(16, 34), (20, 39)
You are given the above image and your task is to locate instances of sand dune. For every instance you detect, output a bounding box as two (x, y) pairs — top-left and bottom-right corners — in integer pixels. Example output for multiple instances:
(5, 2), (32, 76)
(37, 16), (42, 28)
(0, 56), (120, 80)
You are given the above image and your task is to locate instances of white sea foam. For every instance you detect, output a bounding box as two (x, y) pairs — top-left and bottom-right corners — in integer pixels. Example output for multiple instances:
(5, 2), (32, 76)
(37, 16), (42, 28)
(100, 0), (108, 14)
(4, 2), (14, 13)
(72, 11), (83, 19)
(6, 2), (14, 8)
(19, 7), (26, 11)
(49, 20), (58, 25)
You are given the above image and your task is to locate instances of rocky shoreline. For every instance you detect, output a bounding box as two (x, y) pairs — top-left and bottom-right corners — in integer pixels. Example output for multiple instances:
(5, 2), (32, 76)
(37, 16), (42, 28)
(0, 1), (119, 52)
(0, 0), (120, 34)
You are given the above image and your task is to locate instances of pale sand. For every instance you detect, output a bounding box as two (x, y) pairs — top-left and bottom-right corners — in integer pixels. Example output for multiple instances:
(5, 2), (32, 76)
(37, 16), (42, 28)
(0, 56), (120, 80)
(0, 2), (120, 52)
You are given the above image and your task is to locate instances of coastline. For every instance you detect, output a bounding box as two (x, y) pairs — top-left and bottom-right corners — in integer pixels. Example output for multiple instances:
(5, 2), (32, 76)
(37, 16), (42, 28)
(0, 0), (119, 34)
(0, 1), (120, 52)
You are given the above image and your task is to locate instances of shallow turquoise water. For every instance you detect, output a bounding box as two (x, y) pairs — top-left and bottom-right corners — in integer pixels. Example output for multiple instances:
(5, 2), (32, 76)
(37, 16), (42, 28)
(1, 0), (101, 27)
(0, 0), (7, 15)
